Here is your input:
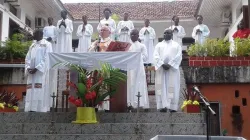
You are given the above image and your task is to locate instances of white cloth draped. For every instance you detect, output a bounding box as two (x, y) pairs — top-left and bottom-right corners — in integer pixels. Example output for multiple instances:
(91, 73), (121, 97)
(127, 41), (149, 108)
(192, 24), (210, 45)
(76, 24), (93, 52)
(25, 39), (53, 112)
(97, 18), (116, 40)
(139, 26), (156, 64)
(153, 40), (182, 111)
(47, 52), (145, 109)
(117, 20), (134, 42)
(56, 18), (73, 53)
(168, 25), (186, 47)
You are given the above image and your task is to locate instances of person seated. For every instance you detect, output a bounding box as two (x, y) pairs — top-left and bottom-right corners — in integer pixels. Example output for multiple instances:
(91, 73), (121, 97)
(233, 21), (250, 39)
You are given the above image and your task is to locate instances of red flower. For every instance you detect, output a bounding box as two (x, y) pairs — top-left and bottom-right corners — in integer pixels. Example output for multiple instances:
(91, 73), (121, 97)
(74, 99), (82, 107)
(85, 93), (93, 100)
(86, 77), (93, 89)
(91, 91), (96, 98)
(68, 95), (75, 103)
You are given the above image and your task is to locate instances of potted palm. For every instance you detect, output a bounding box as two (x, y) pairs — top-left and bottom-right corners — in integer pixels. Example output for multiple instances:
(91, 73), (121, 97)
(0, 90), (19, 112)
(57, 62), (127, 124)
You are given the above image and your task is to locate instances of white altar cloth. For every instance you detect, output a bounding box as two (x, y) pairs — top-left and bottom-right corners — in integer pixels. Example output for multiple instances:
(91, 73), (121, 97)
(47, 52), (145, 108)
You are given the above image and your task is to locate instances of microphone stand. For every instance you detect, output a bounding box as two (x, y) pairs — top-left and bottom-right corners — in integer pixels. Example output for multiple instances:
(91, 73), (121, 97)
(194, 87), (216, 140)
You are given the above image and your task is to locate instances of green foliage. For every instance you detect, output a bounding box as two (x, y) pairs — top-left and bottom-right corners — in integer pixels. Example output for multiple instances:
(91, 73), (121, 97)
(233, 38), (250, 56)
(54, 62), (127, 107)
(0, 33), (32, 61)
(187, 39), (230, 57)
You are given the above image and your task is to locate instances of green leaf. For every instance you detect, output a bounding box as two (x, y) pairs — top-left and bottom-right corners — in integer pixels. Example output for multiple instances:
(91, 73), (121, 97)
(77, 83), (87, 97)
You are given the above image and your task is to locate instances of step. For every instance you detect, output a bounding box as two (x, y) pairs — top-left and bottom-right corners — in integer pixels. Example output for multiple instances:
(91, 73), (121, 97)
(0, 123), (205, 135)
(0, 134), (156, 140)
(0, 112), (204, 123)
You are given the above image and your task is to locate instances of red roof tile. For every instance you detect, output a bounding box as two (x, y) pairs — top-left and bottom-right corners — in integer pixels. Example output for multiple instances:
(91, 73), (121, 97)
(64, 0), (199, 20)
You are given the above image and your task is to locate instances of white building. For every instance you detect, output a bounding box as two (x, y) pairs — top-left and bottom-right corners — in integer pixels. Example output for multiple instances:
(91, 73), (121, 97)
(0, 0), (68, 41)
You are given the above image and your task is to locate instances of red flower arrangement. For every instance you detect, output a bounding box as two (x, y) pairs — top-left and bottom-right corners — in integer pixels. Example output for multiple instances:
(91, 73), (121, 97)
(63, 63), (126, 108)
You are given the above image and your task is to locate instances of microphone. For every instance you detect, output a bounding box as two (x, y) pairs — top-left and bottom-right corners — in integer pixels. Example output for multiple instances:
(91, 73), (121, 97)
(193, 85), (200, 93)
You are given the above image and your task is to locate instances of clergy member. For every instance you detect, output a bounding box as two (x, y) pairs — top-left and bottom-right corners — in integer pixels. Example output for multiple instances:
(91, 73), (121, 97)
(97, 8), (116, 40)
(25, 29), (53, 112)
(192, 15), (210, 45)
(43, 17), (57, 51)
(127, 29), (149, 109)
(153, 29), (182, 113)
(76, 15), (93, 52)
(233, 21), (250, 39)
(168, 16), (186, 47)
(117, 12), (134, 42)
(89, 26), (113, 52)
(139, 19), (156, 64)
(56, 10), (73, 53)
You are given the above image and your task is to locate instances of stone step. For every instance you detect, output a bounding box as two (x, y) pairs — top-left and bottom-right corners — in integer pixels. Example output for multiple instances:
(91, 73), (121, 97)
(0, 123), (205, 135)
(0, 112), (204, 123)
(0, 134), (156, 140)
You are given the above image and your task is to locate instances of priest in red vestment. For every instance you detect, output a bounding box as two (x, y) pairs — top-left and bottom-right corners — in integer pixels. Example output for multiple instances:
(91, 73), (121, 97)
(233, 22), (250, 39)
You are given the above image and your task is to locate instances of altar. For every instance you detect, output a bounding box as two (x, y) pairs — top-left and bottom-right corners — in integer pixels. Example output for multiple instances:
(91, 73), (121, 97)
(47, 52), (146, 112)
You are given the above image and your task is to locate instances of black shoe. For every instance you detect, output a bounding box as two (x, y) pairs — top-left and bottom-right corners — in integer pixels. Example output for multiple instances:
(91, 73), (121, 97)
(160, 108), (168, 112)
(169, 109), (177, 113)
(144, 109), (149, 112)
(104, 110), (110, 113)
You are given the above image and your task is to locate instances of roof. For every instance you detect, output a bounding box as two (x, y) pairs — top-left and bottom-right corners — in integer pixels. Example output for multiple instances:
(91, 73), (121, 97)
(64, 0), (200, 20)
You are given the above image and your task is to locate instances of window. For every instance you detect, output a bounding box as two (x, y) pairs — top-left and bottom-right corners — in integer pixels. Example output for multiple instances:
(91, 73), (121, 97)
(25, 17), (31, 27)
(9, 4), (17, 16)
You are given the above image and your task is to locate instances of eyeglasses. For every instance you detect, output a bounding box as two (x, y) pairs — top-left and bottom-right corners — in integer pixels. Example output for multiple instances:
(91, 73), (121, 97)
(101, 29), (109, 32)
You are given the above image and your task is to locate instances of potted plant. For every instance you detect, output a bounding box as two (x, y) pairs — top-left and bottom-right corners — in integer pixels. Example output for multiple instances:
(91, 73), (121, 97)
(181, 88), (200, 113)
(57, 62), (127, 124)
(0, 90), (19, 112)
(0, 33), (32, 64)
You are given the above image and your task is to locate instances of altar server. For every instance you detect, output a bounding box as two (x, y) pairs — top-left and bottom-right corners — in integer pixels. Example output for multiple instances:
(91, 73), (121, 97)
(139, 19), (156, 64)
(25, 29), (53, 112)
(192, 15), (210, 45)
(127, 29), (149, 109)
(153, 29), (182, 112)
(168, 16), (186, 47)
(117, 12), (134, 42)
(97, 8), (116, 40)
(56, 10), (73, 53)
(76, 15), (93, 52)
(43, 17), (57, 51)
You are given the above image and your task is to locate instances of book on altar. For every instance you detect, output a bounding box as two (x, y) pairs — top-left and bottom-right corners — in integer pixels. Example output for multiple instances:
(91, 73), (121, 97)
(106, 41), (131, 52)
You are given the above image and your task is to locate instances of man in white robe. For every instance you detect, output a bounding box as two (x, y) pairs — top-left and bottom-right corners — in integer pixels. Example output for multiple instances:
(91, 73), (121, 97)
(168, 16), (186, 48)
(97, 8), (116, 40)
(56, 10), (73, 53)
(43, 17), (57, 51)
(76, 15), (93, 52)
(117, 13), (134, 42)
(25, 29), (53, 112)
(127, 29), (149, 109)
(139, 19), (156, 64)
(153, 29), (182, 112)
(192, 15), (210, 45)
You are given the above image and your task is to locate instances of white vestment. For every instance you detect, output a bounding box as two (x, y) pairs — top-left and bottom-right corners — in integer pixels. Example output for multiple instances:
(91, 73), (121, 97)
(25, 39), (53, 112)
(139, 26), (156, 64)
(97, 18), (116, 40)
(192, 24), (210, 45)
(168, 25), (186, 47)
(43, 25), (57, 51)
(76, 24), (93, 52)
(117, 20), (134, 42)
(56, 18), (73, 53)
(127, 41), (149, 108)
(153, 40), (182, 111)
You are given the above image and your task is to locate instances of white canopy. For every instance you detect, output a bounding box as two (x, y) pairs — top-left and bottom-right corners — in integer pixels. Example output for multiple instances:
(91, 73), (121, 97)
(47, 52), (145, 106)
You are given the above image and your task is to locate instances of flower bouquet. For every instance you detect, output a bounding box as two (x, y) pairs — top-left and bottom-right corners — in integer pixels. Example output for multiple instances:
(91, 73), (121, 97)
(181, 88), (200, 113)
(56, 62), (127, 123)
(0, 90), (19, 112)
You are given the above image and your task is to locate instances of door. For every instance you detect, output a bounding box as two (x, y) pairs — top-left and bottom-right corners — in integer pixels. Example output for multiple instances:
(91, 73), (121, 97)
(0, 11), (2, 41)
